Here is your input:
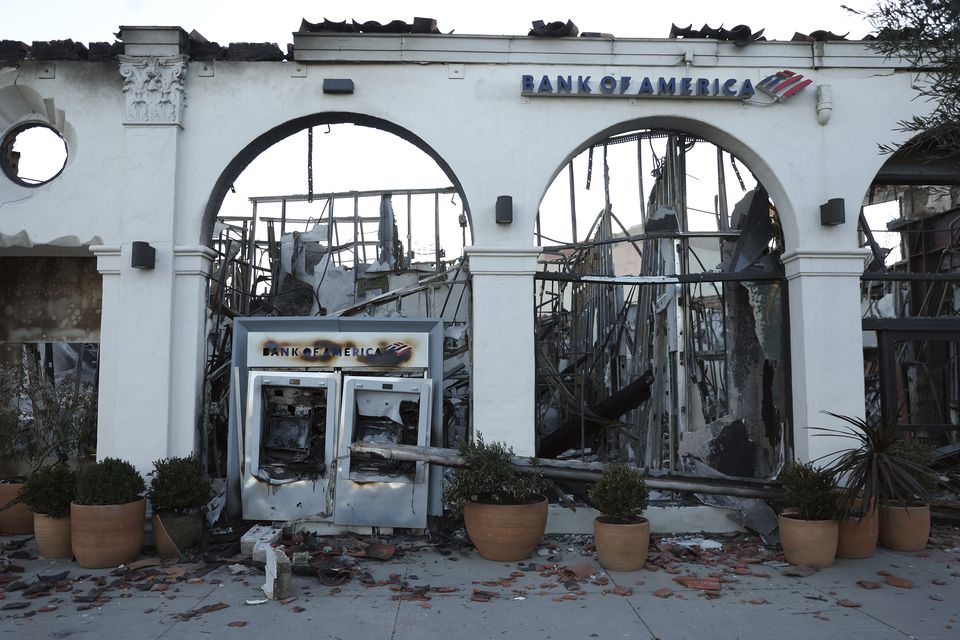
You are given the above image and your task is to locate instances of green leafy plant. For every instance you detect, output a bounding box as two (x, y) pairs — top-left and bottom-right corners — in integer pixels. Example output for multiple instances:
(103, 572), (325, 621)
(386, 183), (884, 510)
(147, 456), (212, 515)
(443, 435), (546, 519)
(588, 464), (649, 523)
(74, 458), (144, 506)
(19, 463), (76, 518)
(779, 461), (840, 521)
(813, 411), (938, 510)
(0, 366), (98, 475)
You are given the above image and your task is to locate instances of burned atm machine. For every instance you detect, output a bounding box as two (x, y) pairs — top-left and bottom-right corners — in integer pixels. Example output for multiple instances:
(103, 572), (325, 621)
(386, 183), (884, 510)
(226, 317), (444, 530)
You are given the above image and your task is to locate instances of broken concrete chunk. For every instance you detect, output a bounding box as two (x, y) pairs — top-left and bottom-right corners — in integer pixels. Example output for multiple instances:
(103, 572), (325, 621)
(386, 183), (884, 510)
(262, 548), (292, 600)
(252, 540), (276, 563)
(241, 525), (283, 557)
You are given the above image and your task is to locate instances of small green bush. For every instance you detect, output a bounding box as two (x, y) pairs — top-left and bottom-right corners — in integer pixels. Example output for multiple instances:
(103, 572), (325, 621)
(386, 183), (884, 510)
(20, 464), (76, 518)
(779, 461), (840, 521)
(74, 458), (144, 506)
(588, 464), (649, 523)
(443, 435), (546, 519)
(147, 456), (212, 514)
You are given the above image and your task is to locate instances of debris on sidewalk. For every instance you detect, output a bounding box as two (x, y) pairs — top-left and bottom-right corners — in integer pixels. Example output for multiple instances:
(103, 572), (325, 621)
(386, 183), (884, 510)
(262, 548), (292, 599)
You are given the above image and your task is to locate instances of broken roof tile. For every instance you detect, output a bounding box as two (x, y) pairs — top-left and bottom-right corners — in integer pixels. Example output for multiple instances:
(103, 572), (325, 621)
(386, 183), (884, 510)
(668, 24), (765, 47)
(0, 40), (30, 65)
(298, 17), (440, 35)
(30, 39), (87, 60)
(225, 43), (285, 62)
(87, 42), (123, 61)
(528, 20), (579, 38)
(791, 30), (849, 42)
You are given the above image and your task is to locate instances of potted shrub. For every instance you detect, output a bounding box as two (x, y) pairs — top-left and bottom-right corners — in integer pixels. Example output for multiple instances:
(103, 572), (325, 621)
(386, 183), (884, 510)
(19, 463), (75, 558)
(778, 461), (841, 568)
(443, 436), (547, 562)
(147, 455), (212, 559)
(71, 458), (146, 568)
(0, 366), (96, 535)
(816, 411), (937, 554)
(588, 464), (650, 571)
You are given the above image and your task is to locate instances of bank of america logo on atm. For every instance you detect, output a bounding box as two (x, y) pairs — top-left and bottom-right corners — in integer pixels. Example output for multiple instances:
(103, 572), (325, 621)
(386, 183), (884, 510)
(386, 341), (412, 358)
(757, 70), (811, 101)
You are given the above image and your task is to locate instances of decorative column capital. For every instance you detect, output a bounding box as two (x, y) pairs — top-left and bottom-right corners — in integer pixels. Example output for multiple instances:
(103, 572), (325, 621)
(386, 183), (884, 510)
(117, 55), (187, 126)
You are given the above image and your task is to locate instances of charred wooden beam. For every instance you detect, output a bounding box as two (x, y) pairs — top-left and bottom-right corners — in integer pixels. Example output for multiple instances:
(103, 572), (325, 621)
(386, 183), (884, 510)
(350, 442), (783, 499)
(537, 370), (655, 459)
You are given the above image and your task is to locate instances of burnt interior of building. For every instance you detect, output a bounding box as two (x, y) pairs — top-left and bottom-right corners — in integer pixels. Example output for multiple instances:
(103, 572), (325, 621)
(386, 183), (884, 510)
(257, 384), (329, 482)
(860, 143), (960, 458)
(533, 130), (788, 486)
(198, 121), (959, 511)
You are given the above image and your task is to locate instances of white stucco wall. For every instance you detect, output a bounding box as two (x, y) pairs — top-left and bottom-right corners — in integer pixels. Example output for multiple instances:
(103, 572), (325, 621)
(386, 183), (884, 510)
(0, 31), (931, 477)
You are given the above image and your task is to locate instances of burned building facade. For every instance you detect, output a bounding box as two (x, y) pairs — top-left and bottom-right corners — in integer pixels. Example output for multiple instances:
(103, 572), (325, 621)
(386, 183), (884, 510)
(1, 24), (954, 521)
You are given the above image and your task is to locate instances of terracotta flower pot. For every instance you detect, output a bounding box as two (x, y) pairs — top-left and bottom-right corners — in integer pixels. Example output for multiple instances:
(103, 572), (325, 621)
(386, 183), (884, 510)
(463, 496), (548, 562)
(33, 513), (72, 559)
(837, 500), (878, 559)
(778, 514), (838, 568)
(0, 482), (34, 535)
(71, 498), (146, 568)
(594, 516), (650, 572)
(153, 513), (203, 559)
(879, 503), (930, 552)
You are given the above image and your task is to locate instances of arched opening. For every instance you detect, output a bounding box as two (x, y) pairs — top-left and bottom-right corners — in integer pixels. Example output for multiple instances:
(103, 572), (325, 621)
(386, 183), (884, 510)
(859, 139), (960, 448)
(534, 126), (790, 482)
(200, 115), (472, 474)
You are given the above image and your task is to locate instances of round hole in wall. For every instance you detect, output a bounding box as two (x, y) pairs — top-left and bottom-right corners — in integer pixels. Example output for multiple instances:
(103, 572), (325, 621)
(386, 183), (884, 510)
(1, 122), (68, 187)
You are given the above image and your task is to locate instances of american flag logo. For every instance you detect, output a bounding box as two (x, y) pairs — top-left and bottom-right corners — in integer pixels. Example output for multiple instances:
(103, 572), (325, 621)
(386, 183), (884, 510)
(386, 341), (412, 358)
(757, 70), (812, 102)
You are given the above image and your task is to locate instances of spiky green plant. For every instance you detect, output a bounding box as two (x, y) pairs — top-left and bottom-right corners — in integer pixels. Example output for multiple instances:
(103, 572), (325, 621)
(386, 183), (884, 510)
(813, 411), (938, 511)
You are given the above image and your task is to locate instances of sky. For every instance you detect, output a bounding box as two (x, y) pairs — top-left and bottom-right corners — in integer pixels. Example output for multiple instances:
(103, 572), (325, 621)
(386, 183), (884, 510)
(2, 1), (879, 259)
(2, 1), (875, 49)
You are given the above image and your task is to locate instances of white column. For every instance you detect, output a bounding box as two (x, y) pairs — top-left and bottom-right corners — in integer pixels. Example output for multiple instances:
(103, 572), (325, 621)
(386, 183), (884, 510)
(88, 54), (198, 476)
(783, 249), (870, 464)
(465, 246), (541, 456)
(90, 246), (122, 459)
(169, 246), (216, 457)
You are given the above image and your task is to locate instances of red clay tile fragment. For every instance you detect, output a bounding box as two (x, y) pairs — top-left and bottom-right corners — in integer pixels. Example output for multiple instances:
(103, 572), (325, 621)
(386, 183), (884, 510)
(290, 606), (305, 613)
(932, 579), (946, 586)
(471, 590), (497, 602)
(611, 585), (632, 597)
(884, 575), (913, 589)
(857, 581), (882, 590)
(227, 621), (247, 628)
(744, 598), (767, 605)
(837, 599), (861, 608)
(564, 561), (596, 580)
(780, 566), (817, 578)
(653, 588), (674, 598)
(672, 576), (721, 591)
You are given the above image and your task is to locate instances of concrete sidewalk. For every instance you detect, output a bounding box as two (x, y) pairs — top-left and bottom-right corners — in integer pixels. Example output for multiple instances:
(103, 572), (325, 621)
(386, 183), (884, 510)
(2, 530), (959, 640)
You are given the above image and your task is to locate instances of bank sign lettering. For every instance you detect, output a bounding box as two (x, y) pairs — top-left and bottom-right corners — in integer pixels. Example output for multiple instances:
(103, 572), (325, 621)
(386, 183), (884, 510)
(521, 70), (809, 101)
(246, 331), (429, 368)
